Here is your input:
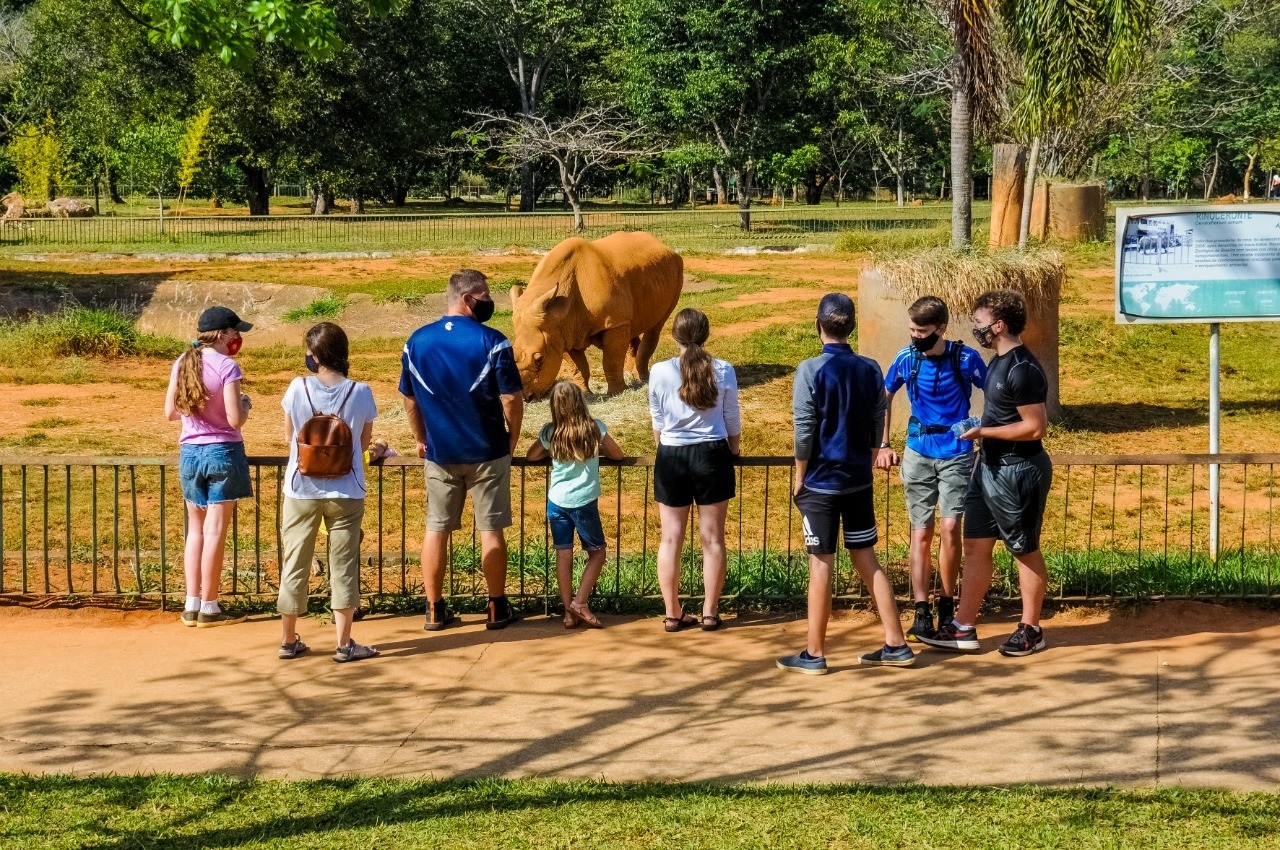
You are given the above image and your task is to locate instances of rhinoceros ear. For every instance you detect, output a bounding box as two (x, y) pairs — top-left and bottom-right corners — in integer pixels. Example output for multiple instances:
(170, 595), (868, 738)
(526, 287), (570, 321)
(508, 285), (524, 309)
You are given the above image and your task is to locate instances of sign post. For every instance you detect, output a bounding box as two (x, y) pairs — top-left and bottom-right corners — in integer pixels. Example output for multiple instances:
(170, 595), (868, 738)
(1115, 205), (1280, 561)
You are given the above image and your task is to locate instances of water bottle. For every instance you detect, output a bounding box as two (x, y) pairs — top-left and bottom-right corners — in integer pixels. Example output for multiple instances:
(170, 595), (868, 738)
(950, 417), (980, 438)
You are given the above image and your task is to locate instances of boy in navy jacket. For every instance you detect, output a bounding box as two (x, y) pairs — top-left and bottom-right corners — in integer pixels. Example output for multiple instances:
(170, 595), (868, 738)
(777, 293), (914, 674)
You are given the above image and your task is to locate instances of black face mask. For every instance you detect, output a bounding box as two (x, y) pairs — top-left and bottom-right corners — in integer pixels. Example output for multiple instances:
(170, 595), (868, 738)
(972, 324), (996, 349)
(305, 354), (320, 373)
(471, 297), (495, 323)
(911, 331), (940, 353)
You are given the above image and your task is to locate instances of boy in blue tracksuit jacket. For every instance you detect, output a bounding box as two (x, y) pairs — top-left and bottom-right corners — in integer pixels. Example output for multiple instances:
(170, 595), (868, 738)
(776, 293), (914, 675)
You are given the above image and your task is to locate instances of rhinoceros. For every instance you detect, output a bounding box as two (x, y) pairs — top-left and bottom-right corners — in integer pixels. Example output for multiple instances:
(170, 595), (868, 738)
(509, 231), (683, 397)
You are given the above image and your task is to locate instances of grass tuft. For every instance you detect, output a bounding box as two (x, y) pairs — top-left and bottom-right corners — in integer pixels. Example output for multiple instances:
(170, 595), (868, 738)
(0, 308), (183, 366)
(282, 295), (348, 323)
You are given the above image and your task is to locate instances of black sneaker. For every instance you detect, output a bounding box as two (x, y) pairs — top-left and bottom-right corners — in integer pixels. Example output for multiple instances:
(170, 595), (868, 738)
(486, 596), (521, 630)
(906, 605), (935, 642)
(918, 620), (980, 652)
(179, 610), (199, 628)
(998, 623), (1046, 657)
(423, 599), (456, 632)
(859, 644), (916, 667)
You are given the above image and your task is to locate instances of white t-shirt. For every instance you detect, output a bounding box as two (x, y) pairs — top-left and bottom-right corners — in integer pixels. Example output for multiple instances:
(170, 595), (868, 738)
(282, 376), (378, 500)
(648, 356), (741, 446)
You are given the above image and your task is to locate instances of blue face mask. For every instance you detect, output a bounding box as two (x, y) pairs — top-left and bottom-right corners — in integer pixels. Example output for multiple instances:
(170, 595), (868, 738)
(305, 354), (319, 373)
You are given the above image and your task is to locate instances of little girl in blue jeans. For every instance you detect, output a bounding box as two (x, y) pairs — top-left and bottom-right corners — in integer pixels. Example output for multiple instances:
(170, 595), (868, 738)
(526, 381), (623, 628)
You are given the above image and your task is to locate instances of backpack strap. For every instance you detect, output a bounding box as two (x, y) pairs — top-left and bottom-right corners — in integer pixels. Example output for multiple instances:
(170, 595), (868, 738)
(949, 341), (972, 401)
(303, 377), (358, 417)
(301, 378), (320, 417)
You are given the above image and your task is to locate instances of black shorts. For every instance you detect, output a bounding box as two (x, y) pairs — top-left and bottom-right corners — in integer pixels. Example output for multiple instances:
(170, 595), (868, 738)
(963, 451), (1053, 555)
(794, 485), (878, 555)
(654, 440), (737, 507)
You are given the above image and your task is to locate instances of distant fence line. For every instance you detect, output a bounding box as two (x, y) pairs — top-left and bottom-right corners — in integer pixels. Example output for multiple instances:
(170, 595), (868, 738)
(0, 208), (953, 253)
(1, 453), (1278, 609)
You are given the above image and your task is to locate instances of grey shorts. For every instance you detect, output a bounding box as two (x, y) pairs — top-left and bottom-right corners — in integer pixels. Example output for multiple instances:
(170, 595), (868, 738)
(964, 451), (1053, 556)
(900, 447), (974, 529)
(426, 456), (512, 533)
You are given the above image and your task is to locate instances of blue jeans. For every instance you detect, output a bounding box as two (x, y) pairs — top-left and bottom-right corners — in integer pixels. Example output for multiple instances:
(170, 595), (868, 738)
(180, 442), (253, 508)
(547, 500), (606, 552)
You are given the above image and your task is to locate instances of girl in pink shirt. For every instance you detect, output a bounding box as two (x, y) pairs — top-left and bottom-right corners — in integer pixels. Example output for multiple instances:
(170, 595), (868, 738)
(163, 306), (254, 628)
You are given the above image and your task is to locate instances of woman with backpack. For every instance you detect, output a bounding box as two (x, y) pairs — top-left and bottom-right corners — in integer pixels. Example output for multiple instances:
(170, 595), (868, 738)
(276, 322), (380, 662)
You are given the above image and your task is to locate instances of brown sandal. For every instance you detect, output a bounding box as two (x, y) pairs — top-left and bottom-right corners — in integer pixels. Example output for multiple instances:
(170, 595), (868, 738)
(663, 607), (699, 632)
(569, 601), (604, 629)
(701, 614), (723, 631)
(563, 610), (580, 629)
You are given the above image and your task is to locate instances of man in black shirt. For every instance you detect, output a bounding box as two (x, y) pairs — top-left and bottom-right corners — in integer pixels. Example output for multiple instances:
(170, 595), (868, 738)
(920, 289), (1052, 657)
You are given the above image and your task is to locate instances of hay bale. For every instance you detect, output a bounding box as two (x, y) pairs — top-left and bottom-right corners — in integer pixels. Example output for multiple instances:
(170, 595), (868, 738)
(859, 249), (1064, 422)
(988, 143), (1027, 249)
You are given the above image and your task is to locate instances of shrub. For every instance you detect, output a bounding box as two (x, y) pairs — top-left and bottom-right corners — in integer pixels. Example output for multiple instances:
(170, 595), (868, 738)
(283, 295), (347, 323)
(0, 308), (183, 367)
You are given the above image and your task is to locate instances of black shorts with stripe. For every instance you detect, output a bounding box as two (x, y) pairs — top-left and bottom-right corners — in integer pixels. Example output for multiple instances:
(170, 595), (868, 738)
(794, 485), (877, 555)
(963, 450), (1053, 555)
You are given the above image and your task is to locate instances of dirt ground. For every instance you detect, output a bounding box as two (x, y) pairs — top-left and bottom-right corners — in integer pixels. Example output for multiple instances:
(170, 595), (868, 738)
(1, 600), (1277, 788)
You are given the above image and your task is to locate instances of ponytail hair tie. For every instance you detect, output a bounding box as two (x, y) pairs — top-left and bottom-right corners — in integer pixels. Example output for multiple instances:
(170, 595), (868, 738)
(192, 340), (201, 348)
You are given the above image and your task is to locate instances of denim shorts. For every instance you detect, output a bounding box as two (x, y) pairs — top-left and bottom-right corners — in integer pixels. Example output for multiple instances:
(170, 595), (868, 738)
(180, 442), (253, 508)
(547, 500), (606, 552)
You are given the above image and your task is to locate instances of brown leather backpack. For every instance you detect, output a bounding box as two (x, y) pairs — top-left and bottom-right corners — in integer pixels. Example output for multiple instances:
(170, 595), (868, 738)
(295, 379), (357, 478)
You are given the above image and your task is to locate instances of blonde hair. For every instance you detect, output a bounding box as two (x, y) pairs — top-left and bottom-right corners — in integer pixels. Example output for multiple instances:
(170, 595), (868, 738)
(173, 330), (223, 415)
(547, 381), (600, 462)
(672, 308), (717, 410)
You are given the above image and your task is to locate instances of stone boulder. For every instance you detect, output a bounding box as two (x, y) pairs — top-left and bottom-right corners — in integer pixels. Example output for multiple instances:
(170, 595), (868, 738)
(46, 197), (96, 218)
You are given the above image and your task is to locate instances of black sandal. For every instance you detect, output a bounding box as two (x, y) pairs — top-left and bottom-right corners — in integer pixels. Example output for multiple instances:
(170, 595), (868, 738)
(663, 607), (699, 632)
(701, 614), (723, 631)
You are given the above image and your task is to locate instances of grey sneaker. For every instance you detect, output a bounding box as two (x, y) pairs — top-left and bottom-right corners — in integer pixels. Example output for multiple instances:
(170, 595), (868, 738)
(776, 650), (829, 675)
(333, 641), (380, 663)
(179, 610), (199, 628)
(859, 644), (916, 667)
(195, 611), (247, 628)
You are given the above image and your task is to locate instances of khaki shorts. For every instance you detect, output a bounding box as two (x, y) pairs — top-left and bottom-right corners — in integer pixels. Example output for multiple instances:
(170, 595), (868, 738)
(900, 447), (973, 529)
(426, 456), (513, 532)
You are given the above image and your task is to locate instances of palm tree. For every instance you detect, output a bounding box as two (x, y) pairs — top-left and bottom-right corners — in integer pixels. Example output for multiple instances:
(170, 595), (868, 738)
(999, 0), (1152, 246)
(944, 0), (1004, 250)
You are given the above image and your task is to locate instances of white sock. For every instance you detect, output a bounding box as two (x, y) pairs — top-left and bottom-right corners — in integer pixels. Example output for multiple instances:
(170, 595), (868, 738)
(200, 600), (222, 615)
(954, 622), (974, 631)
(185, 596), (201, 612)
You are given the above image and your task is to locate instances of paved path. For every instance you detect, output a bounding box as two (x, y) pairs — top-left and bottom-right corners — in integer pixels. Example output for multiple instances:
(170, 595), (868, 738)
(2, 602), (1277, 788)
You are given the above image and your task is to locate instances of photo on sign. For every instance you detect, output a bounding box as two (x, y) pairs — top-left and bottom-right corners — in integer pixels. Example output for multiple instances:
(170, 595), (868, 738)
(1122, 216), (1194, 267)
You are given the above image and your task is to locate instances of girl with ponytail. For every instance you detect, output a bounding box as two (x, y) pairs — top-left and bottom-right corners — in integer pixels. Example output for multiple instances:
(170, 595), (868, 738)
(163, 306), (254, 629)
(647, 308), (742, 633)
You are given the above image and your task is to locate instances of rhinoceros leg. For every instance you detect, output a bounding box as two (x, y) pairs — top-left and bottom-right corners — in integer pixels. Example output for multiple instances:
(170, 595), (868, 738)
(600, 326), (632, 396)
(565, 349), (592, 390)
(633, 326), (662, 383)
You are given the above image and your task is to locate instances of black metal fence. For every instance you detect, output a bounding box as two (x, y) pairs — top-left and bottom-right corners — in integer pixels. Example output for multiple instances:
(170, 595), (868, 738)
(2, 453), (1279, 608)
(0, 208), (950, 253)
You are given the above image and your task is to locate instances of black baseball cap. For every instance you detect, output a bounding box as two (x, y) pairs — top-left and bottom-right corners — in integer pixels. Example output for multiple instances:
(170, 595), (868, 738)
(197, 306), (253, 333)
(817, 292), (854, 319)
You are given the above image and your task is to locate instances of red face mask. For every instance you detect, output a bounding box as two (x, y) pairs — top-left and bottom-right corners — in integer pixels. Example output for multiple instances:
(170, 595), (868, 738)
(225, 334), (243, 357)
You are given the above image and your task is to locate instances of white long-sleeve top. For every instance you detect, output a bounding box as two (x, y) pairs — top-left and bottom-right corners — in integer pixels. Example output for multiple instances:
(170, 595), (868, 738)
(648, 356), (741, 446)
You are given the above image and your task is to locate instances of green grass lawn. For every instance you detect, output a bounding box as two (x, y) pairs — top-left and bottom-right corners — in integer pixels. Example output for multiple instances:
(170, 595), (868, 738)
(3, 775), (1277, 849)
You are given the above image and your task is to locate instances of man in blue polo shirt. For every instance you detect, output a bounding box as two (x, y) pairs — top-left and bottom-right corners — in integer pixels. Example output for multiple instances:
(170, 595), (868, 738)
(877, 295), (987, 641)
(400, 269), (524, 631)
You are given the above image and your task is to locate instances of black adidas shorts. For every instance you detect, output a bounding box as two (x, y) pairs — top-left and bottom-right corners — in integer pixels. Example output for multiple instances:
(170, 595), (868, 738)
(794, 485), (878, 555)
(654, 439), (737, 507)
(963, 451), (1053, 555)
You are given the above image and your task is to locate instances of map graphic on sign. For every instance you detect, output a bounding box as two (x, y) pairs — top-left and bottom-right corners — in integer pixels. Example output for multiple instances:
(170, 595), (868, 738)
(1116, 207), (1280, 323)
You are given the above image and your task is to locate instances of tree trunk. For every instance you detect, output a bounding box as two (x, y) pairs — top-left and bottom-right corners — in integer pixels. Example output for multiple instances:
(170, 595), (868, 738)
(93, 178), (101, 215)
(939, 162), (947, 200)
(567, 185), (584, 232)
(1018, 136), (1041, 248)
(804, 172), (830, 205)
(712, 165), (727, 205)
(519, 162), (536, 212)
(949, 74), (973, 250)
(737, 165), (753, 231)
(834, 173), (843, 207)
(351, 193), (365, 214)
(312, 184), (330, 215)
(240, 163), (271, 216)
(107, 169), (125, 205)
(895, 170), (905, 207)
(1243, 150), (1257, 201)
(391, 179), (409, 207)
(989, 142), (1027, 250)
(1140, 151), (1152, 201)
